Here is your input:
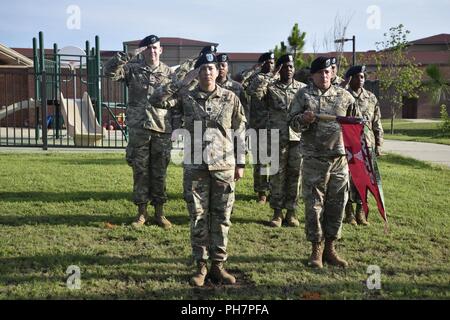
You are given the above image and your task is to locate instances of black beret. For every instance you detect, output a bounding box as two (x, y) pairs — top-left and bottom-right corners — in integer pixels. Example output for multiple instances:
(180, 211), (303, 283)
(194, 52), (218, 69)
(345, 65), (366, 79)
(258, 52), (275, 63)
(310, 56), (332, 74)
(139, 35), (160, 48)
(217, 53), (229, 63)
(200, 45), (218, 56)
(330, 57), (337, 65)
(276, 54), (294, 67)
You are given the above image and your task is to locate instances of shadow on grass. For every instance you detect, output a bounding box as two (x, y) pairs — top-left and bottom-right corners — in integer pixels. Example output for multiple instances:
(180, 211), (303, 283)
(1, 252), (449, 299)
(0, 191), (184, 203)
(0, 213), (132, 227)
(380, 154), (438, 170)
(48, 157), (126, 166)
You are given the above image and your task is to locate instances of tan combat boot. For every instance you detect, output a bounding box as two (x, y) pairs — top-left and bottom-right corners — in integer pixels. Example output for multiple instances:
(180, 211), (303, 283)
(285, 209), (300, 227)
(154, 204), (172, 229)
(190, 260), (208, 287)
(343, 202), (357, 226)
(323, 239), (349, 268)
(308, 242), (324, 268)
(355, 204), (369, 226)
(269, 209), (283, 228)
(131, 203), (148, 229)
(257, 192), (267, 205)
(210, 261), (236, 285)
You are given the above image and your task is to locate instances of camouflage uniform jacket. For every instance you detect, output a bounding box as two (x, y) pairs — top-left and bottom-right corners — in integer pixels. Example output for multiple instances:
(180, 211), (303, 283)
(289, 84), (355, 157)
(103, 52), (176, 132)
(348, 87), (383, 149)
(250, 76), (306, 145)
(217, 75), (249, 121)
(245, 72), (277, 129)
(149, 84), (247, 171)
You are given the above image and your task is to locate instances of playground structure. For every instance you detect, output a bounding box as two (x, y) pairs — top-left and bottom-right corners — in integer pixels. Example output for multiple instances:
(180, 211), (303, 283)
(0, 32), (187, 150)
(59, 91), (105, 146)
(0, 31), (129, 149)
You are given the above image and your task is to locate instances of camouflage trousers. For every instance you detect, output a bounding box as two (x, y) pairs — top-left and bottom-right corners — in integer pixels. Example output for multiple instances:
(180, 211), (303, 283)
(348, 176), (362, 205)
(269, 141), (302, 210)
(183, 166), (235, 262)
(302, 155), (349, 242)
(252, 131), (270, 194)
(126, 128), (172, 206)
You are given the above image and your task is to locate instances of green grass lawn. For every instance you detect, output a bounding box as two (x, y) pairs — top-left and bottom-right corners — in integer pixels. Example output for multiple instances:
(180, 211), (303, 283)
(382, 119), (450, 145)
(0, 152), (449, 299)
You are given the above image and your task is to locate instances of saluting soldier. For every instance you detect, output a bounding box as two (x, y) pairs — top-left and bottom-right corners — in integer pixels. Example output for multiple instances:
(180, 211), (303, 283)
(149, 52), (247, 287)
(244, 52), (276, 204)
(247, 54), (306, 227)
(104, 35), (175, 229)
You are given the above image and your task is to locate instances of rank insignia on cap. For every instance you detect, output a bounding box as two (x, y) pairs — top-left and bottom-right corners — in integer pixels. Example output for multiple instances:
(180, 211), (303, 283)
(206, 53), (214, 62)
(217, 53), (228, 62)
(270, 53), (275, 59)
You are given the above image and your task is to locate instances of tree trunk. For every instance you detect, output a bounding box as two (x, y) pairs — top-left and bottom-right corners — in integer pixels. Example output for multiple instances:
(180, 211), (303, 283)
(390, 109), (395, 135)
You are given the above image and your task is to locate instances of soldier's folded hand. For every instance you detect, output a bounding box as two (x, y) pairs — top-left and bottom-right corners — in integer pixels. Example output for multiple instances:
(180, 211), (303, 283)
(132, 47), (147, 57)
(117, 51), (132, 63)
(234, 167), (244, 181)
(302, 111), (316, 124)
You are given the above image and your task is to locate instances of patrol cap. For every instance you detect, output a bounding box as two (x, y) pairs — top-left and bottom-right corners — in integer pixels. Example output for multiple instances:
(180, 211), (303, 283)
(258, 52), (275, 63)
(200, 45), (218, 56)
(217, 53), (229, 63)
(194, 52), (218, 69)
(276, 54), (294, 67)
(345, 65), (366, 79)
(330, 57), (337, 65)
(310, 56), (332, 74)
(139, 35), (160, 48)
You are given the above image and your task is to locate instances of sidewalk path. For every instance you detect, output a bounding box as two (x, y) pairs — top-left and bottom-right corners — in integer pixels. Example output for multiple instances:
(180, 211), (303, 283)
(383, 140), (450, 168)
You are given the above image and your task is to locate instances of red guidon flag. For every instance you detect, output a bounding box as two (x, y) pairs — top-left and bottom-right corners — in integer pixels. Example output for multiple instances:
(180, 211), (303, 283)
(317, 114), (388, 231)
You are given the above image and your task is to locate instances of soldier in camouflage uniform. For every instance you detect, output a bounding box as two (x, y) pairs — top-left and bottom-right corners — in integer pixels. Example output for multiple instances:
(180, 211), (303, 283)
(248, 54), (306, 228)
(149, 52), (247, 287)
(103, 35), (175, 229)
(289, 57), (355, 268)
(244, 52), (276, 204)
(330, 57), (344, 86)
(216, 53), (249, 121)
(343, 65), (384, 226)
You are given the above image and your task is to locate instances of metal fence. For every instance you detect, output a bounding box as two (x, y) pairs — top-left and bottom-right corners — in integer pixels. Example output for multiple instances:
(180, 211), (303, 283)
(1, 68), (127, 149)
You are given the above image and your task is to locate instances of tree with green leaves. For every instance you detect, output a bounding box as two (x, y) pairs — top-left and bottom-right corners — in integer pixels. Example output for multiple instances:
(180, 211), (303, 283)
(424, 64), (450, 135)
(374, 24), (423, 134)
(424, 64), (450, 105)
(273, 23), (309, 69)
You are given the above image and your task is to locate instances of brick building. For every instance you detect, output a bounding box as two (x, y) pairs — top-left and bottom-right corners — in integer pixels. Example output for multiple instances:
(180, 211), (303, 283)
(3, 33), (450, 122)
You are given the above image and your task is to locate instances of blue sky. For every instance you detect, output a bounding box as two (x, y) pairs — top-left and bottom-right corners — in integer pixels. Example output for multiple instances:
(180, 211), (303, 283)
(1, 0), (449, 53)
